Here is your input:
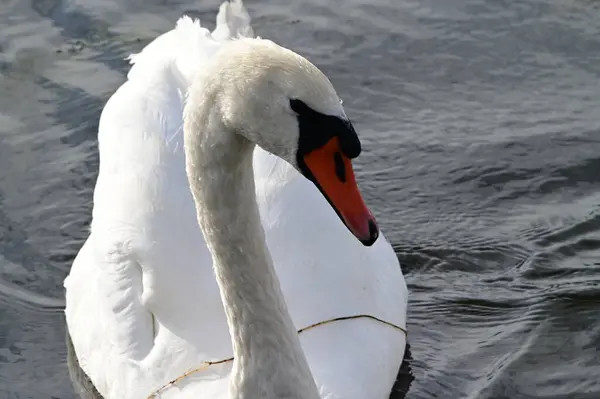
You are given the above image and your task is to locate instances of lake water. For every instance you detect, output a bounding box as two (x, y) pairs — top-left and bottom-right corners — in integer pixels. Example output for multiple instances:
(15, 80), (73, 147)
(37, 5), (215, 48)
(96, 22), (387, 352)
(1, 0), (599, 398)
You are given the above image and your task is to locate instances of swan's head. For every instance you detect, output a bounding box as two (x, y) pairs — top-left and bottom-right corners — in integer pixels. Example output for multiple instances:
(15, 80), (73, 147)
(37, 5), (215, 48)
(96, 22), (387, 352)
(198, 38), (379, 246)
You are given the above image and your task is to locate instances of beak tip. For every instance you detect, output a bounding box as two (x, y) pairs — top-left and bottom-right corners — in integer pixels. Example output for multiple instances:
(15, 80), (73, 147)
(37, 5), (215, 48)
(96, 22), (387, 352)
(359, 218), (379, 247)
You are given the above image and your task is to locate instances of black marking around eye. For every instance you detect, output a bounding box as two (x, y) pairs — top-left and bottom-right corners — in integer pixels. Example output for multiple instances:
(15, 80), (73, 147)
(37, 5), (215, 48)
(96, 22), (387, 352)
(290, 99), (361, 159)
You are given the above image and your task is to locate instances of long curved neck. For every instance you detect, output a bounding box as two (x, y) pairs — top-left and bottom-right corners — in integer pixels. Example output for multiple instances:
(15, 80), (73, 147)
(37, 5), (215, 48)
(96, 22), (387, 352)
(184, 99), (319, 399)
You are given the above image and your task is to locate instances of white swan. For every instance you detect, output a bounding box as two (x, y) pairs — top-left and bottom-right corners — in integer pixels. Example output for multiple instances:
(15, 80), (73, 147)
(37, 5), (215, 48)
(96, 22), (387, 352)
(64, 1), (408, 398)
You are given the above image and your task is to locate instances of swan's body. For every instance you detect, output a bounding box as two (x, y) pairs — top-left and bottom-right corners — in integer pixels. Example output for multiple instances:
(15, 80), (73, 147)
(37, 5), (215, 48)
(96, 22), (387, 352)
(64, 2), (408, 398)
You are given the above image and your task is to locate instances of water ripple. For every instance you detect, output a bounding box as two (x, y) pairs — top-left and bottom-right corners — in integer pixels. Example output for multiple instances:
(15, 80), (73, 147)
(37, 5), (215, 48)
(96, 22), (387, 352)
(1, 0), (600, 398)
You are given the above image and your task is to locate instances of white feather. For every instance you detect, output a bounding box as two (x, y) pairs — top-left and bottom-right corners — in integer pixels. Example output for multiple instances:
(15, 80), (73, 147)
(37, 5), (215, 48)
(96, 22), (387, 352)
(64, 1), (408, 398)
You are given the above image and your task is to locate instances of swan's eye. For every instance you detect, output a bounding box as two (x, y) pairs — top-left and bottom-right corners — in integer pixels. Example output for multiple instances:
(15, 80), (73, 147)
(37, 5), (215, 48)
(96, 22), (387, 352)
(290, 98), (310, 115)
(290, 98), (361, 159)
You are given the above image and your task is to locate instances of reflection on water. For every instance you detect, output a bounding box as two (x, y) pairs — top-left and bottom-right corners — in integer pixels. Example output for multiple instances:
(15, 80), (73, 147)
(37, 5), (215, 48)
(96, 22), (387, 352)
(1, 0), (599, 398)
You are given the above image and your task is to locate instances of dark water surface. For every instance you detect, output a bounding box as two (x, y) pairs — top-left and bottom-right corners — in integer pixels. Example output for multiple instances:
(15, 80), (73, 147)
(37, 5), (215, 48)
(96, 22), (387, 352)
(1, 0), (600, 398)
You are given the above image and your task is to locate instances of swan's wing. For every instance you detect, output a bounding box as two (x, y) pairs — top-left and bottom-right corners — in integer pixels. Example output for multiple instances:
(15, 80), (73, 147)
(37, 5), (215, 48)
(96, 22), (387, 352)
(64, 59), (189, 396)
(64, 8), (241, 397)
(65, 236), (153, 396)
(211, 0), (254, 40)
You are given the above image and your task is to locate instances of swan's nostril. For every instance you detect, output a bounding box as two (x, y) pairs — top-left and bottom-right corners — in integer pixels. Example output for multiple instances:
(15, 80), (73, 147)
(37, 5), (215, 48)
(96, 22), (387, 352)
(333, 151), (346, 183)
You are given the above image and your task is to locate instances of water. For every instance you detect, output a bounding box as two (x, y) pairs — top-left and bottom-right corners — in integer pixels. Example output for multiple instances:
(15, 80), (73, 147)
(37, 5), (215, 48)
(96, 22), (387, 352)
(1, 0), (599, 397)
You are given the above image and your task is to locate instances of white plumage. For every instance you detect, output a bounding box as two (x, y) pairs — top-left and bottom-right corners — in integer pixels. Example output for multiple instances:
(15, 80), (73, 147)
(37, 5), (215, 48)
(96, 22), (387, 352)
(64, 1), (408, 398)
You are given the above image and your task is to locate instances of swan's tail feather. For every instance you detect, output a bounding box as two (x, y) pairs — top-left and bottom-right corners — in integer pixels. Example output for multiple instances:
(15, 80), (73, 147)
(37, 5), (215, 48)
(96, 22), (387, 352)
(212, 0), (255, 41)
(125, 15), (212, 81)
(124, 0), (254, 85)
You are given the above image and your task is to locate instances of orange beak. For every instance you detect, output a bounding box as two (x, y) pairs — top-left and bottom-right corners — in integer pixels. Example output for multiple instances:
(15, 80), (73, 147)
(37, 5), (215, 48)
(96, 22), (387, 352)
(301, 137), (379, 246)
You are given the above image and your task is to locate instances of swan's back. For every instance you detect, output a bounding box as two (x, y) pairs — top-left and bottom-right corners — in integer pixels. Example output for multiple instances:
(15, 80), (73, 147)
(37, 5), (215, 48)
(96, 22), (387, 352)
(66, 5), (254, 397)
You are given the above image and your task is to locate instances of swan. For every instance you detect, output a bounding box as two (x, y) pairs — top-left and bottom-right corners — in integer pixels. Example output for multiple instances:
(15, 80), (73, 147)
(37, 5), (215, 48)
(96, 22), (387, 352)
(64, 1), (408, 398)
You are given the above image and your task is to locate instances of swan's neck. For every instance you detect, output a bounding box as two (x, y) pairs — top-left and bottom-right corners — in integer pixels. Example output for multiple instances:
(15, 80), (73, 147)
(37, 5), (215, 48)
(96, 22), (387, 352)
(184, 108), (319, 399)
